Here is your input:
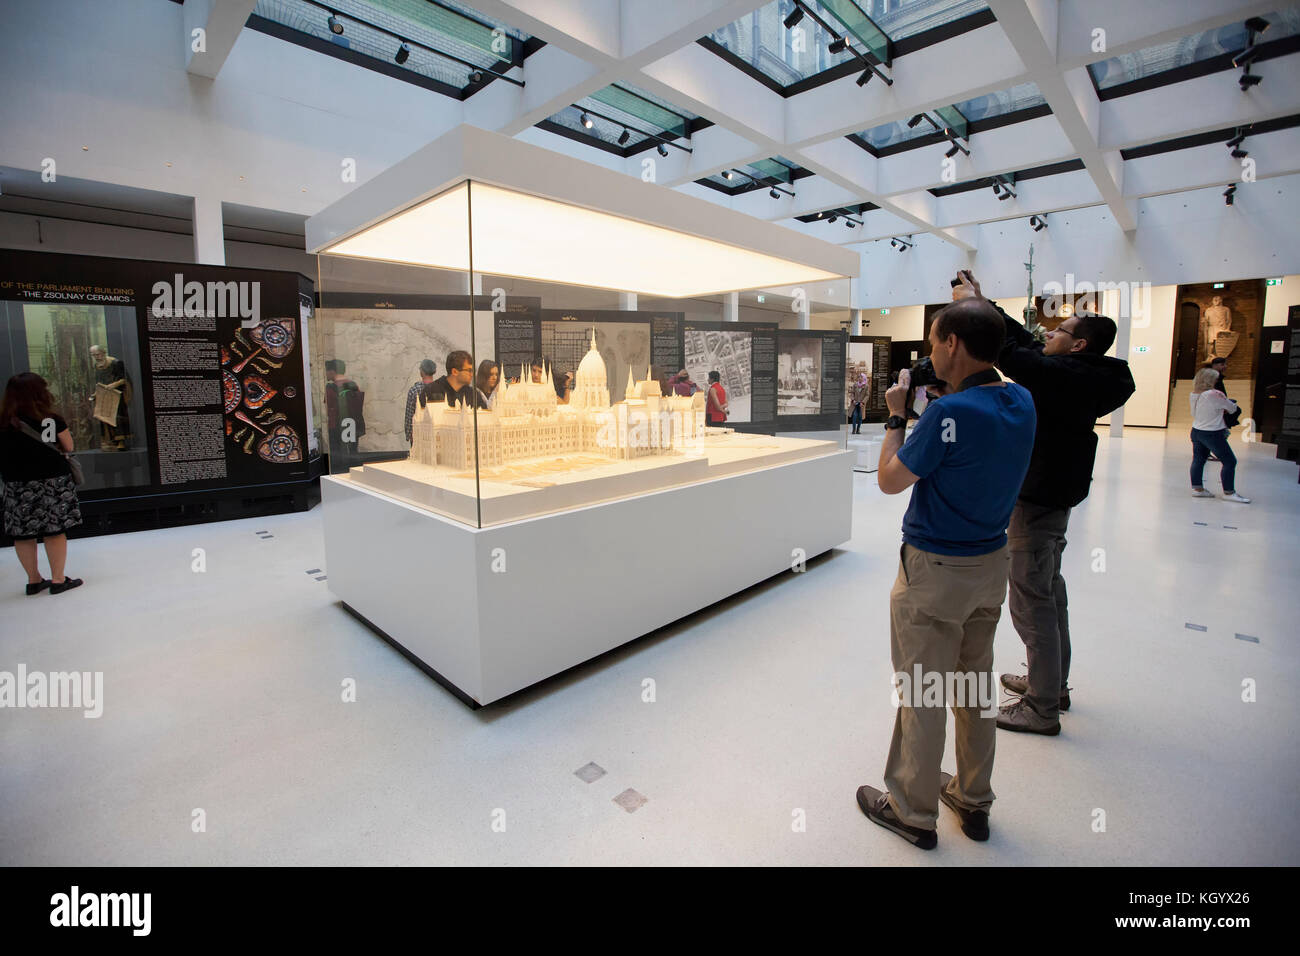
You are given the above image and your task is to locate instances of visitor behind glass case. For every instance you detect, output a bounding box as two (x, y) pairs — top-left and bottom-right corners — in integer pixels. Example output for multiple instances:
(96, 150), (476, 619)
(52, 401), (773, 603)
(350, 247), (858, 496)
(312, 168), (854, 529)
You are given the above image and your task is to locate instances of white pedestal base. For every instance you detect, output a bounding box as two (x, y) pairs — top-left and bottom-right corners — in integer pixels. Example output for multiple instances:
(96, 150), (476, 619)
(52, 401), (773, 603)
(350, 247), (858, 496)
(321, 450), (854, 705)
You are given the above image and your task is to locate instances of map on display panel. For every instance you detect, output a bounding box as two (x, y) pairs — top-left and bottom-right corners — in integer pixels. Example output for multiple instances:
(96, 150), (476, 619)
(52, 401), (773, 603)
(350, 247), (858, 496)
(342, 329), (837, 525)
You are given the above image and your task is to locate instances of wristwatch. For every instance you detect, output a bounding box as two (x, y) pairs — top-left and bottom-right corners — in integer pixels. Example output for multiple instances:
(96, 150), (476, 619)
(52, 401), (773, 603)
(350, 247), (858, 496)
(885, 415), (907, 431)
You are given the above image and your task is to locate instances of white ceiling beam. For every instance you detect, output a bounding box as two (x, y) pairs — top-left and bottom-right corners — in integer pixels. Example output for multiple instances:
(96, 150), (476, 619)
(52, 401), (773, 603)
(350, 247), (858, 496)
(1100, 53), (1300, 150)
(184, 0), (257, 79)
(471, 0), (622, 63)
(652, 124), (763, 185)
(1122, 129), (1300, 198)
(782, 24), (1029, 146)
(875, 115), (1075, 196)
(988, 0), (1137, 231)
(795, 136), (977, 250)
(477, 43), (603, 136)
(619, 0), (767, 65)
(640, 41), (787, 152)
(937, 169), (1101, 228)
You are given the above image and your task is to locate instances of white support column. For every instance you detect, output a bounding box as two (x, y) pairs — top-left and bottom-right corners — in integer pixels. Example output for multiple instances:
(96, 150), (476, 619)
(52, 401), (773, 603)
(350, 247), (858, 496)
(851, 308), (863, 335)
(1110, 313), (1130, 437)
(723, 291), (738, 322)
(192, 195), (225, 265)
(619, 292), (637, 311)
(797, 301), (810, 331)
(185, 0), (258, 79)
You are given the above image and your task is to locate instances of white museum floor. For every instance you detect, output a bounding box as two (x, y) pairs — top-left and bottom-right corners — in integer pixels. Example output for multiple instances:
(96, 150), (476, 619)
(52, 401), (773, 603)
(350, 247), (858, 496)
(2, 428), (1298, 866)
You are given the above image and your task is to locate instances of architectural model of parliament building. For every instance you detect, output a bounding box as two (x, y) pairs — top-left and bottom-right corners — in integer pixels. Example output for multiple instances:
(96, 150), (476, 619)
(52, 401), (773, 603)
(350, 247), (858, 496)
(411, 330), (711, 470)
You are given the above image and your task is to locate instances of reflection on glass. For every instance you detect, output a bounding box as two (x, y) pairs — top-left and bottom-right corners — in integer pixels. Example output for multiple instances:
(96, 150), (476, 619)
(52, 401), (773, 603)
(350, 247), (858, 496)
(1088, 9), (1300, 90)
(707, 0), (989, 86)
(0, 300), (151, 490)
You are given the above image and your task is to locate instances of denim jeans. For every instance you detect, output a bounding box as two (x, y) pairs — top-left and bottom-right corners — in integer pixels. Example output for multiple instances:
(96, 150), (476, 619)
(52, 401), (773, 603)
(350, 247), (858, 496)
(851, 403), (862, 432)
(1190, 427), (1237, 492)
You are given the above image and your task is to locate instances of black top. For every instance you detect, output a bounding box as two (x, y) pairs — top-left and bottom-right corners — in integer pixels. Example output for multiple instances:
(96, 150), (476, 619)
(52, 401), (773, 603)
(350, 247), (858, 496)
(992, 304), (1136, 510)
(0, 414), (72, 481)
(422, 376), (487, 409)
(95, 358), (126, 387)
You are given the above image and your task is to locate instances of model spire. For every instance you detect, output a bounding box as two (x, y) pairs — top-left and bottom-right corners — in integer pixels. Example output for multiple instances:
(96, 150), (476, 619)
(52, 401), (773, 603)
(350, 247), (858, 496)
(590, 327), (597, 351)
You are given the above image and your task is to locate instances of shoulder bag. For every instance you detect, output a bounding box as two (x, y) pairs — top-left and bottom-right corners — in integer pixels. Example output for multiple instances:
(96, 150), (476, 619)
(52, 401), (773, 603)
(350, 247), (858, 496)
(13, 417), (85, 486)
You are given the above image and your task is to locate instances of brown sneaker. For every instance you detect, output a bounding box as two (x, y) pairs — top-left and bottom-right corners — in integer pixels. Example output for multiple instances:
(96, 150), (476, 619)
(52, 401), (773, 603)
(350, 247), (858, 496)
(996, 698), (1060, 735)
(1000, 673), (1070, 711)
(855, 785), (937, 850)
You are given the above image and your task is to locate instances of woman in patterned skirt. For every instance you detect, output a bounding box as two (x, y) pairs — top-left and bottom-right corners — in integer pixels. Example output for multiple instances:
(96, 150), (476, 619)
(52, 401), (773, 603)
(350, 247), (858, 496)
(0, 373), (84, 594)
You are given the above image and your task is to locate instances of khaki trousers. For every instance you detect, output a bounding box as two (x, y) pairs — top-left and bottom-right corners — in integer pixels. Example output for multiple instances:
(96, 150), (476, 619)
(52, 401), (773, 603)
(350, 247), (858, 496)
(884, 542), (1009, 829)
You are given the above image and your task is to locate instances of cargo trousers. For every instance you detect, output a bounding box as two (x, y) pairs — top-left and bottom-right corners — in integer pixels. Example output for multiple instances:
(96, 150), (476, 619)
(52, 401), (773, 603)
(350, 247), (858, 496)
(1006, 501), (1072, 718)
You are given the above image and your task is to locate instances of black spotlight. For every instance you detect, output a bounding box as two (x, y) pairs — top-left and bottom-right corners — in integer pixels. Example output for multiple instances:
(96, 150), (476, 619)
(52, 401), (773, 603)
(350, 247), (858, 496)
(945, 142), (960, 158)
(784, 6), (804, 29)
(617, 128), (630, 145)
(1245, 16), (1270, 34)
(907, 114), (926, 128)
(769, 188), (780, 199)
(890, 238), (898, 249)
(997, 188), (1012, 201)
(1226, 131), (1246, 147)
(1239, 71), (1262, 89)
(657, 143), (668, 157)
(828, 214), (838, 223)
(855, 68), (872, 87)
(1233, 45), (1260, 68)
(829, 36), (847, 54)
(395, 42), (410, 64)
(328, 13), (344, 35)
(580, 111), (593, 129)
(815, 211), (823, 219)
(721, 170), (733, 180)
(468, 70), (483, 83)
(845, 219), (855, 228)
(1030, 215), (1047, 232)
(1231, 147), (1248, 159)
(1224, 185), (1237, 205)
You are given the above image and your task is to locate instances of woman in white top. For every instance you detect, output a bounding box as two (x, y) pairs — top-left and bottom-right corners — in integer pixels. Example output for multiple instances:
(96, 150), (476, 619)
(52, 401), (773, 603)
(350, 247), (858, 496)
(1188, 367), (1249, 503)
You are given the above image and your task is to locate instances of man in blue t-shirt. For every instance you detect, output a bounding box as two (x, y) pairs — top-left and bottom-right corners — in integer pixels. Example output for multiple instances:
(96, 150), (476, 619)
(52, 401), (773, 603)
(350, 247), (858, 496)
(856, 297), (1036, 851)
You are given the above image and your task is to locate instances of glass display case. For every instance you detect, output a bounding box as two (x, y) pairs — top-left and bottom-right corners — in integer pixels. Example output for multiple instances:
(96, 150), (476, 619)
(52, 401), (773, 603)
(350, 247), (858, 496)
(314, 162), (855, 529)
(306, 125), (858, 705)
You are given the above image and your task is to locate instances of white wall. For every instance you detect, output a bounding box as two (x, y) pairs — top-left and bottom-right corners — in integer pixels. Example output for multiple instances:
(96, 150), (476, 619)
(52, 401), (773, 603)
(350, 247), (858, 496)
(1263, 274), (1300, 327)
(1100, 284), (1177, 428)
(0, 209), (316, 277)
(860, 304), (925, 340)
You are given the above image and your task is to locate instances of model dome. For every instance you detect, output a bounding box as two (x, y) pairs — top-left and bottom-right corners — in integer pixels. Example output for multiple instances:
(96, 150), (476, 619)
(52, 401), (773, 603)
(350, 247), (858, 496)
(575, 328), (607, 386)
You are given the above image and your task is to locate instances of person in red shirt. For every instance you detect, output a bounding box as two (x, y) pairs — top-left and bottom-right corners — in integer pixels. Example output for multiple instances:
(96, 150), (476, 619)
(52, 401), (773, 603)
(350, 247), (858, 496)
(706, 370), (728, 425)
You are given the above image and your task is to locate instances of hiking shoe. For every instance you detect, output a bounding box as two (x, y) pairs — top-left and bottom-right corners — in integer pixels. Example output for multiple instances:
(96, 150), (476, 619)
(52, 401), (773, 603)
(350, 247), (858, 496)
(855, 785), (937, 850)
(1191, 488), (1215, 498)
(1222, 492), (1251, 504)
(1000, 673), (1070, 712)
(996, 698), (1060, 735)
(937, 772), (989, 841)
